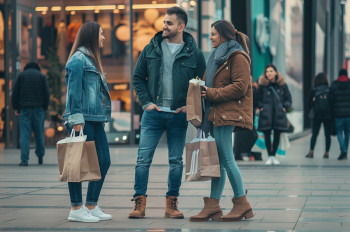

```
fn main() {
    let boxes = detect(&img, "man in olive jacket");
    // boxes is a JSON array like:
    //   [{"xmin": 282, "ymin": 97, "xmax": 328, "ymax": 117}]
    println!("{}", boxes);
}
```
[{"xmin": 130, "ymin": 7, "xmax": 206, "ymax": 219}]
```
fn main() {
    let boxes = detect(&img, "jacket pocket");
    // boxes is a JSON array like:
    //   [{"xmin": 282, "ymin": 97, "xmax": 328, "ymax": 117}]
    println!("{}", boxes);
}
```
[{"xmin": 220, "ymin": 111, "xmax": 244, "ymax": 123}]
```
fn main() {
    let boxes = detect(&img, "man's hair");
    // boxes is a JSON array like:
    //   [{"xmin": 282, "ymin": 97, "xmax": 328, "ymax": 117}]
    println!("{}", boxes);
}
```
[
  {"xmin": 166, "ymin": 7, "xmax": 187, "ymax": 26},
  {"xmin": 339, "ymin": 68, "xmax": 348, "ymax": 77},
  {"xmin": 24, "ymin": 62, "xmax": 41, "ymax": 71}
]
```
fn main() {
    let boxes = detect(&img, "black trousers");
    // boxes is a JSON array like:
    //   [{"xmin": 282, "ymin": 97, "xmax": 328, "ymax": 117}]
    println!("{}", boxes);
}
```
[
  {"xmin": 263, "ymin": 129, "xmax": 281, "ymax": 157},
  {"xmin": 310, "ymin": 117, "xmax": 332, "ymax": 152}
]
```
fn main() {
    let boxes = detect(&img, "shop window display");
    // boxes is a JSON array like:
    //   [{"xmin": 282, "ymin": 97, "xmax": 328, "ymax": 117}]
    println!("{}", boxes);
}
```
[{"xmin": 32, "ymin": 0, "xmax": 197, "ymax": 145}]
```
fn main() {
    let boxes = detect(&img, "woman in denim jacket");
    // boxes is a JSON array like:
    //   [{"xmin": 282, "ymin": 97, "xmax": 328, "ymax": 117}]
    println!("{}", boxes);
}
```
[{"xmin": 62, "ymin": 21, "xmax": 112, "ymax": 223}]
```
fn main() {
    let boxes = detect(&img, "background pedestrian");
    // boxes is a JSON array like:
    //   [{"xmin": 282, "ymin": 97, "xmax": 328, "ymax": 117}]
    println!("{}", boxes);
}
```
[
  {"xmin": 329, "ymin": 69, "xmax": 350, "ymax": 160},
  {"xmin": 257, "ymin": 64, "xmax": 292, "ymax": 165},
  {"xmin": 12, "ymin": 62, "xmax": 49, "ymax": 166},
  {"xmin": 305, "ymin": 73, "xmax": 332, "ymax": 159}
]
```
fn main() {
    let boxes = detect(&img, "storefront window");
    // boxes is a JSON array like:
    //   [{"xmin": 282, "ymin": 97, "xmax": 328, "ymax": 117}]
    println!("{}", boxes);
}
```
[
  {"xmin": 4, "ymin": 1, "xmax": 199, "ymax": 146},
  {"xmin": 285, "ymin": 0, "xmax": 303, "ymax": 131}
]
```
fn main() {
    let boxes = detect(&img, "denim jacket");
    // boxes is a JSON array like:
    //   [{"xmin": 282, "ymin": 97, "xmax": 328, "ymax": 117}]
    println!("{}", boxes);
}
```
[{"xmin": 63, "ymin": 47, "xmax": 111, "ymax": 127}]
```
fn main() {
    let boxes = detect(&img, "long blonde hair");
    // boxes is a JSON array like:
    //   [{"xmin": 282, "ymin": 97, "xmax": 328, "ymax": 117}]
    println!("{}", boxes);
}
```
[{"xmin": 67, "ymin": 21, "xmax": 104, "ymax": 73}]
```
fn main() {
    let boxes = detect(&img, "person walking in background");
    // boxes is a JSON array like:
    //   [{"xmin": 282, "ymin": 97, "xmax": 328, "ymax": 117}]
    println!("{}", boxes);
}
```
[
  {"xmin": 190, "ymin": 20, "xmax": 254, "ymax": 222},
  {"xmin": 329, "ymin": 69, "xmax": 350, "ymax": 160},
  {"xmin": 257, "ymin": 64, "xmax": 292, "ymax": 165},
  {"xmin": 12, "ymin": 62, "xmax": 49, "ymax": 166},
  {"xmin": 130, "ymin": 7, "xmax": 206, "ymax": 219},
  {"xmin": 305, "ymin": 73, "xmax": 332, "ymax": 159},
  {"xmin": 62, "ymin": 21, "xmax": 112, "ymax": 223}
]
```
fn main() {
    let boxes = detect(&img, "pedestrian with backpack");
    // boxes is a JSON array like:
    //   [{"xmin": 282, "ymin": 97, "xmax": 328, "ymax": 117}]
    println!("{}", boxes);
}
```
[{"xmin": 305, "ymin": 73, "xmax": 332, "ymax": 159}]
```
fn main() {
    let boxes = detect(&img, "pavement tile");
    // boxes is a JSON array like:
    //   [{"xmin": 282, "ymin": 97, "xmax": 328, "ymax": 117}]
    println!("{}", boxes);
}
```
[{"xmin": 1, "ymin": 133, "xmax": 350, "ymax": 231}]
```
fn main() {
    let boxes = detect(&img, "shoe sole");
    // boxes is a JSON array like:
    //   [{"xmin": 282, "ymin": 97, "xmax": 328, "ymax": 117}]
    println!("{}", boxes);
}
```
[
  {"xmin": 164, "ymin": 214, "xmax": 184, "ymax": 219},
  {"xmin": 68, "ymin": 217, "xmax": 100, "ymax": 222},
  {"xmin": 96, "ymin": 217, "xmax": 112, "ymax": 221},
  {"xmin": 220, "ymin": 209, "xmax": 254, "ymax": 222}
]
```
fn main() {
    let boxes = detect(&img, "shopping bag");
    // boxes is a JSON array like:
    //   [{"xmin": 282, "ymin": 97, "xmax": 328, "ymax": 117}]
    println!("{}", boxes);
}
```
[
  {"xmin": 185, "ymin": 129, "xmax": 220, "ymax": 181},
  {"xmin": 186, "ymin": 78, "xmax": 205, "ymax": 127},
  {"xmin": 279, "ymin": 133, "xmax": 291, "ymax": 151},
  {"xmin": 57, "ymin": 129, "xmax": 101, "ymax": 182}
]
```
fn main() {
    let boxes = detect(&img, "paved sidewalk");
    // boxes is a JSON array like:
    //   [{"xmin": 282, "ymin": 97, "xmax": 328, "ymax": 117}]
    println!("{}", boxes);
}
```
[{"xmin": 0, "ymin": 132, "xmax": 349, "ymax": 231}]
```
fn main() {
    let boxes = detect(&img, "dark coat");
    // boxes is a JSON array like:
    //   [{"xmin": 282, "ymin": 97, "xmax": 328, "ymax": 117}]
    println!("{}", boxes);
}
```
[
  {"xmin": 329, "ymin": 77, "xmax": 350, "ymax": 118},
  {"xmin": 206, "ymin": 51, "xmax": 253, "ymax": 131},
  {"xmin": 12, "ymin": 68, "xmax": 50, "ymax": 111},
  {"xmin": 257, "ymin": 73, "xmax": 292, "ymax": 131},
  {"xmin": 132, "ymin": 31, "xmax": 206, "ymax": 110}
]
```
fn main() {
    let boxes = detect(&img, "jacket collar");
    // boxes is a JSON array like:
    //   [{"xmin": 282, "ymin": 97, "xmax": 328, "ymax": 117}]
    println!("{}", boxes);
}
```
[
  {"xmin": 258, "ymin": 72, "xmax": 285, "ymax": 86},
  {"xmin": 151, "ymin": 31, "xmax": 198, "ymax": 53},
  {"xmin": 337, "ymin": 75, "xmax": 350, "ymax": 82},
  {"xmin": 77, "ymin": 46, "xmax": 91, "ymax": 57}
]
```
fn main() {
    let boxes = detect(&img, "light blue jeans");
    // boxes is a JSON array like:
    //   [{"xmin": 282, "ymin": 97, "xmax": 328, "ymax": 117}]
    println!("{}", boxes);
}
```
[
  {"xmin": 210, "ymin": 125, "xmax": 245, "ymax": 199},
  {"xmin": 133, "ymin": 109, "xmax": 188, "ymax": 198}
]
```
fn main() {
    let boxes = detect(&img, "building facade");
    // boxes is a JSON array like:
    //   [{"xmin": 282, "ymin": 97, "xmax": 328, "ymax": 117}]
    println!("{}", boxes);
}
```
[{"xmin": 0, "ymin": 0, "xmax": 348, "ymax": 148}]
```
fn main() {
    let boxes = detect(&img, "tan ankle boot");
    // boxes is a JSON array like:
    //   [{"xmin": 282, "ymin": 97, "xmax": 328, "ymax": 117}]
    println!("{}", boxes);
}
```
[
  {"xmin": 165, "ymin": 196, "xmax": 184, "ymax": 219},
  {"xmin": 220, "ymin": 195, "xmax": 254, "ymax": 222},
  {"xmin": 128, "ymin": 195, "xmax": 146, "ymax": 218},
  {"xmin": 190, "ymin": 197, "xmax": 223, "ymax": 222}
]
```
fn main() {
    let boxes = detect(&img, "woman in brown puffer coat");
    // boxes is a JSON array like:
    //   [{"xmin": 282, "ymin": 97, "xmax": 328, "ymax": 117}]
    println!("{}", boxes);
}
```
[{"xmin": 190, "ymin": 20, "xmax": 254, "ymax": 222}]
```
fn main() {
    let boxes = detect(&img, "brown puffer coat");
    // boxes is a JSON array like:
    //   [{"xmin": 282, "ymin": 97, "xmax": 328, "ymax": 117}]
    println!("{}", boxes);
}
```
[{"xmin": 206, "ymin": 50, "xmax": 253, "ymax": 131}]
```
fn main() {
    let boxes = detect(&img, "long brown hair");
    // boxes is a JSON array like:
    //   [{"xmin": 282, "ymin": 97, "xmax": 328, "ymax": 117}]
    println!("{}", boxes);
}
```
[
  {"xmin": 67, "ymin": 21, "xmax": 103, "ymax": 73},
  {"xmin": 313, "ymin": 72, "xmax": 329, "ymax": 87},
  {"xmin": 211, "ymin": 20, "xmax": 250, "ymax": 55}
]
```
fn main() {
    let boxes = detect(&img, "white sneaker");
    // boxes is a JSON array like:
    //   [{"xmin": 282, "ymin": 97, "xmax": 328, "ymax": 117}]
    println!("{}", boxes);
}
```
[
  {"xmin": 68, "ymin": 207, "xmax": 100, "ymax": 222},
  {"xmin": 272, "ymin": 157, "xmax": 280, "ymax": 165},
  {"xmin": 85, "ymin": 206, "xmax": 112, "ymax": 220},
  {"xmin": 265, "ymin": 157, "xmax": 273, "ymax": 165}
]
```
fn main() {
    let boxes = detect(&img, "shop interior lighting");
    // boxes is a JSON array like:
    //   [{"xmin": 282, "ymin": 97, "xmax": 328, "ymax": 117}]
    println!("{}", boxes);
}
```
[
  {"xmin": 71, "ymin": 11, "xmax": 76, "ymax": 15},
  {"xmin": 42, "ymin": 11, "xmax": 47, "ymax": 15},
  {"xmin": 35, "ymin": 7, "xmax": 48, "ymax": 12},
  {"xmin": 189, "ymin": 0, "xmax": 197, "ymax": 6},
  {"xmin": 117, "ymin": 5, "xmax": 126, "ymax": 10},
  {"xmin": 132, "ymin": 3, "xmax": 178, "ymax": 9},
  {"xmin": 65, "ymin": 5, "xmax": 116, "ymax": 11},
  {"xmin": 113, "ymin": 9, "xmax": 120, "ymax": 14},
  {"xmin": 51, "ymin": 6, "xmax": 62, "ymax": 11},
  {"xmin": 38, "ymin": 3, "xmax": 179, "ymax": 13}
]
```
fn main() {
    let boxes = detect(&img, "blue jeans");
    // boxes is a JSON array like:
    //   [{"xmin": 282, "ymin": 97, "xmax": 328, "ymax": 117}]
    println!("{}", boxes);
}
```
[
  {"xmin": 134, "ymin": 110, "xmax": 188, "ymax": 198},
  {"xmin": 335, "ymin": 117, "xmax": 350, "ymax": 153},
  {"xmin": 66, "ymin": 121, "xmax": 111, "ymax": 206},
  {"xmin": 210, "ymin": 125, "xmax": 245, "ymax": 199},
  {"xmin": 19, "ymin": 108, "xmax": 45, "ymax": 162}
]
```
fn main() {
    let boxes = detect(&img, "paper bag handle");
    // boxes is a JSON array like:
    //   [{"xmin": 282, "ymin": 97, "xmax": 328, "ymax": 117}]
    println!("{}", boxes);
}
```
[{"xmin": 70, "ymin": 128, "xmax": 84, "ymax": 138}]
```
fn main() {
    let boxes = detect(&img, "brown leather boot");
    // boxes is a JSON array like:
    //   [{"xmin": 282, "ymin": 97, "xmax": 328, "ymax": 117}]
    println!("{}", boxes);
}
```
[
  {"xmin": 189, "ymin": 197, "xmax": 223, "ymax": 222},
  {"xmin": 128, "ymin": 195, "xmax": 146, "ymax": 218},
  {"xmin": 165, "ymin": 196, "xmax": 184, "ymax": 219},
  {"xmin": 220, "ymin": 195, "xmax": 254, "ymax": 222}
]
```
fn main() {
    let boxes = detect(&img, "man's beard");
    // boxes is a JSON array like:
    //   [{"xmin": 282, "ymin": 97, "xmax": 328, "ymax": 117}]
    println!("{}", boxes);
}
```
[{"xmin": 162, "ymin": 29, "xmax": 178, "ymax": 39}]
